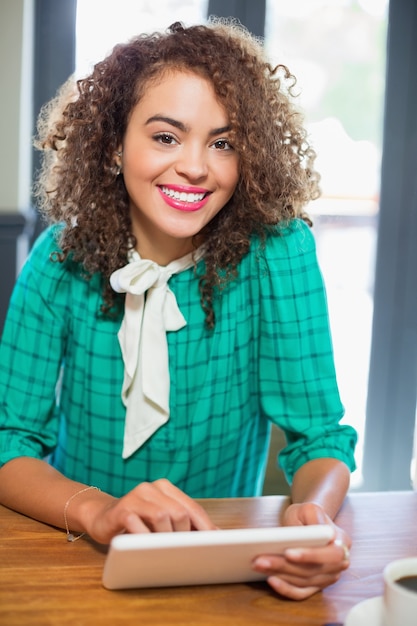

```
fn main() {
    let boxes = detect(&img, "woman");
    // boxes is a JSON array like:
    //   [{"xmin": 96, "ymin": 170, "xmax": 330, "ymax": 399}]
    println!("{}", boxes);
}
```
[{"xmin": 0, "ymin": 20, "xmax": 357, "ymax": 599}]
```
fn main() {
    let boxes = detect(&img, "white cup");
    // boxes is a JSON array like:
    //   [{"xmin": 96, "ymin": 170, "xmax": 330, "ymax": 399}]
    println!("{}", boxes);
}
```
[{"xmin": 383, "ymin": 557, "xmax": 417, "ymax": 626}]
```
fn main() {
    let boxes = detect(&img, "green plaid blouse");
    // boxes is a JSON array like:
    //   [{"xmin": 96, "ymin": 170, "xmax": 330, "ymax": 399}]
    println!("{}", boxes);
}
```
[{"xmin": 0, "ymin": 219, "xmax": 357, "ymax": 497}]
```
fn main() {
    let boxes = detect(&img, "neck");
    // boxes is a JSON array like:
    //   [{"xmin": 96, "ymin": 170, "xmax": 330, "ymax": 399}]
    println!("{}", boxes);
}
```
[{"xmin": 134, "ymin": 235, "xmax": 198, "ymax": 266}]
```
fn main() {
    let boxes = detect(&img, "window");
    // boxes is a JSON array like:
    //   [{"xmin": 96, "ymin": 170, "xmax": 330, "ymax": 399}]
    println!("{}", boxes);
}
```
[
  {"xmin": 264, "ymin": 0, "xmax": 389, "ymax": 486},
  {"xmin": 76, "ymin": 0, "xmax": 208, "ymax": 78}
]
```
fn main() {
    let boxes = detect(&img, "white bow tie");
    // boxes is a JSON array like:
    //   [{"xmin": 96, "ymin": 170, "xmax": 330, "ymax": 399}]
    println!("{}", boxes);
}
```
[{"xmin": 110, "ymin": 249, "xmax": 202, "ymax": 459}]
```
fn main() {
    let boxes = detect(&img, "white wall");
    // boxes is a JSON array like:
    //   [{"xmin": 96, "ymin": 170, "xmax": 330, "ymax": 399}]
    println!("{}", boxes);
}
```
[{"xmin": 0, "ymin": 0, "xmax": 33, "ymax": 214}]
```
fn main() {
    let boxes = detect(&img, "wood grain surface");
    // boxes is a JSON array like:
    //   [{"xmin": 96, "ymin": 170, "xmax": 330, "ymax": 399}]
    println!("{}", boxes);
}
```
[{"xmin": 1, "ymin": 491, "xmax": 416, "ymax": 625}]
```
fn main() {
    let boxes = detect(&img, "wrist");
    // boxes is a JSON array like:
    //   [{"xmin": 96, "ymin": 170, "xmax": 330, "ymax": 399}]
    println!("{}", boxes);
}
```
[{"xmin": 64, "ymin": 486, "xmax": 115, "ymax": 541}]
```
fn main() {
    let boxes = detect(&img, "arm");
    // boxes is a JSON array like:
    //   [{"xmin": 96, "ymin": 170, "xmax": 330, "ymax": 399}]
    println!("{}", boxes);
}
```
[
  {"xmin": 289, "ymin": 456, "xmax": 351, "ymax": 519},
  {"xmin": 0, "ymin": 229, "xmax": 214, "ymax": 542},
  {"xmin": 254, "ymin": 223, "xmax": 356, "ymax": 599},
  {"xmin": 252, "ymin": 458, "xmax": 352, "ymax": 600},
  {"xmin": 0, "ymin": 457, "xmax": 215, "ymax": 543}
]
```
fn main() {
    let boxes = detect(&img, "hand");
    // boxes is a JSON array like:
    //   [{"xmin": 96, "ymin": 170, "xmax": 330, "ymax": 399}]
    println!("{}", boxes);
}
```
[
  {"xmin": 252, "ymin": 502, "xmax": 351, "ymax": 600},
  {"xmin": 84, "ymin": 479, "xmax": 217, "ymax": 544}
]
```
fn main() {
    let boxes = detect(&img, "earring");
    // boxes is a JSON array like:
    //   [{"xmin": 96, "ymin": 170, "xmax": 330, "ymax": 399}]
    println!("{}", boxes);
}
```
[{"xmin": 114, "ymin": 151, "xmax": 123, "ymax": 176}]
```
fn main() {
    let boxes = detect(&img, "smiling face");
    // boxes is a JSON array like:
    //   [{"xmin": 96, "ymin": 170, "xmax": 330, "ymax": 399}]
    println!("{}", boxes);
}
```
[{"xmin": 119, "ymin": 70, "xmax": 240, "ymax": 265}]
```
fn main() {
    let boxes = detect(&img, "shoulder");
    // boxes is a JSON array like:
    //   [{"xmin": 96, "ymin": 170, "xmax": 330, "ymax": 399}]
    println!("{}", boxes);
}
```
[
  {"xmin": 264, "ymin": 219, "xmax": 316, "ymax": 258},
  {"xmin": 29, "ymin": 223, "xmax": 64, "ymax": 261},
  {"xmin": 247, "ymin": 218, "xmax": 318, "ymax": 274},
  {"xmin": 16, "ymin": 224, "xmax": 79, "ymax": 302}
]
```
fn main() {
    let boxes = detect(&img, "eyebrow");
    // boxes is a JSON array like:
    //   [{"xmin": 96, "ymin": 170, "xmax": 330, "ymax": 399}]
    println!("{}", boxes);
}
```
[{"xmin": 145, "ymin": 115, "xmax": 231, "ymax": 136}]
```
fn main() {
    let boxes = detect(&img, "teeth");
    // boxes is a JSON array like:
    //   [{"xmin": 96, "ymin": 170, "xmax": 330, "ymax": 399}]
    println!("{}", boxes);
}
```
[{"xmin": 161, "ymin": 186, "xmax": 205, "ymax": 203}]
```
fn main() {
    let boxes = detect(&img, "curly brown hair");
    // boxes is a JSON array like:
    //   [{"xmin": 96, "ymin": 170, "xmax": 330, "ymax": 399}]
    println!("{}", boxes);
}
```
[{"xmin": 34, "ymin": 19, "xmax": 320, "ymax": 328}]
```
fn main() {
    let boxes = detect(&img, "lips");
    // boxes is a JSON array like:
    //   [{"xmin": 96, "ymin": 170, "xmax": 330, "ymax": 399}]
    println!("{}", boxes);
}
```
[{"xmin": 158, "ymin": 185, "xmax": 211, "ymax": 212}]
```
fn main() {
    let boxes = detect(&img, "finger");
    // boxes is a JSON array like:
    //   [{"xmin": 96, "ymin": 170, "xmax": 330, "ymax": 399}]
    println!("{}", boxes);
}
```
[
  {"xmin": 90, "ymin": 507, "xmax": 152, "ymax": 543},
  {"xmin": 125, "ymin": 480, "xmax": 216, "ymax": 532},
  {"xmin": 269, "ymin": 571, "xmax": 340, "ymax": 595},
  {"xmin": 120, "ymin": 511, "xmax": 152, "ymax": 534},
  {"xmin": 154, "ymin": 479, "xmax": 217, "ymax": 530},
  {"xmin": 94, "ymin": 480, "xmax": 217, "ymax": 542},
  {"xmin": 106, "ymin": 497, "xmax": 190, "ymax": 534},
  {"xmin": 284, "ymin": 543, "xmax": 350, "ymax": 569},
  {"xmin": 266, "ymin": 575, "xmax": 321, "ymax": 601},
  {"xmin": 253, "ymin": 549, "xmax": 346, "ymax": 579},
  {"xmin": 253, "ymin": 554, "xmax": 287, "ymax": 573},
  {"xmin": 334, "ymin": 539, "xmax": 351, "ymax": 565},
  {"xmin": 127, "ymin": 485, "xmax": 192, "ymax": 532},
  {"xmin": 278, "ymin": 568, "xmax": 341, "ymax": 588},
  {"xmin": 97, "ymin": 489, "xmax": 189, "ymax": 537},
  {"xmin": 128, "ymin": 500, "xmax": 180, "ymax": 533},
  {"xmin": 253, "ymin": 554, "xmax": 324, "ymax": 581}
]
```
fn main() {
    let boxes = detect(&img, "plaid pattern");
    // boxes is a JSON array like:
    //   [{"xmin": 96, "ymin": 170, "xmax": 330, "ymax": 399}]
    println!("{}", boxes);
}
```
[{"xmin": 0, "ymin": 220, "xmax": 357, "ymax": 497}]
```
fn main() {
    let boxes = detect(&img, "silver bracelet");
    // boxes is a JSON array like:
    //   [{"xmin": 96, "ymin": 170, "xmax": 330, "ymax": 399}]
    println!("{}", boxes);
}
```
[{"xmin": 63, "ymin": 486, "xmax": 100, "ymax": 542}]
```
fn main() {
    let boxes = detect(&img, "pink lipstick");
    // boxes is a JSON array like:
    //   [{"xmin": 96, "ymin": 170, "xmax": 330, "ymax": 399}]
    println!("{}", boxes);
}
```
[{"xmin": 158, "ymin": 185, "xmax": 211, "ymax": 212}]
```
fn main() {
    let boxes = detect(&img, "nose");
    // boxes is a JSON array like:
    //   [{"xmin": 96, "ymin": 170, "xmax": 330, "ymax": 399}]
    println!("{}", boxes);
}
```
[{"xmin": 174, "ymin": 142, "xmax": 208, "ymax": 181}]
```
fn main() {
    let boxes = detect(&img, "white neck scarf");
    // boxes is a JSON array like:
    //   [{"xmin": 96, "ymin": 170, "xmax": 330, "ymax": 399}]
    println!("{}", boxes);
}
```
[{"xmin": 110, "ymin": 248, "xmax": 203, "ymax": 459}]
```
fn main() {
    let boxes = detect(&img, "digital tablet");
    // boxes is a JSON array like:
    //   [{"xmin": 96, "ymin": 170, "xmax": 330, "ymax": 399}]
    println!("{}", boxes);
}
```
[{"xmin": 102, "ymin": 524, "xmax": 333, "ymax": 590}]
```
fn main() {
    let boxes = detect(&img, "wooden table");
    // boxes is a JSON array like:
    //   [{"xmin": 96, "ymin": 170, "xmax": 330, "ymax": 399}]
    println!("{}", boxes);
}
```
[{"xmin": 1, "ymin": 491, "xmax": 416, "ymax": 625}]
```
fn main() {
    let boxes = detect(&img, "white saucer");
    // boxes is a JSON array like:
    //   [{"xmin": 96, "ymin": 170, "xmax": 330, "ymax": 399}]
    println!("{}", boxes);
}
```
[{"xmin": 345, "ymin": 596, "xmax": 385, "ymax": 626}]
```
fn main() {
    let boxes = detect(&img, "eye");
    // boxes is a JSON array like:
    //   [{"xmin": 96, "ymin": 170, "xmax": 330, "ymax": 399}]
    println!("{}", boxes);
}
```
[
  {"xmin": 153, "ymin": 133, "xmax": 178, "ymax": 145},
  {"xmin": 212, "ymin": 138, "xmax": 234, "ymax": 151}
]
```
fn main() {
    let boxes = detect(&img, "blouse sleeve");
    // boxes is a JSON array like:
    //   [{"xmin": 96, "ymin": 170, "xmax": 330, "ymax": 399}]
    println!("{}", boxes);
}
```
[
  {"xmin": 257, "ymin": 220, "xmax": 357, "ymax": 483},
  {"xmin": 0, "ymin": 225, "xmax": 70, "ymax": 467}
]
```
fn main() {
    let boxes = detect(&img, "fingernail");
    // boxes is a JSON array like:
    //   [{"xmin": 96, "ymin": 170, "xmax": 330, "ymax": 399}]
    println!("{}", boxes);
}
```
[
  {"xmin": 254, "ymin": 557, "xmax": 272, "ymax": 568},
  {"xmin": 285, "ymin": 548, "xmax": 302, "ymax": 558}
]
